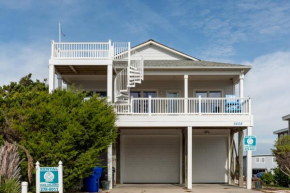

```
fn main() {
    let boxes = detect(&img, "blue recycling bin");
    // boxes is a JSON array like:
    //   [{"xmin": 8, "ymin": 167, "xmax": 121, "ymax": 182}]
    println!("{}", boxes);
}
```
[{"xmin": 83, "ymin": 166, "xmax": 103, "ymax": 192}]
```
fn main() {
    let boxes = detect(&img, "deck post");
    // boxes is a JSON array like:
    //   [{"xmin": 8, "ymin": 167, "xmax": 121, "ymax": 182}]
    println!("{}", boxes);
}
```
[
  {"xmin": 247, "ymin": 127, "xmax": 252, "ymax": 189},
  {"xmin": 238, "ymin": 129, "xmax": 244, "ymax": 187},
  {"xmin": 239, "ymin": 73, "xmax": 244, "ymax": 98},
  {"xmin": 184, "ymin": 75, "xmax": 188, "ymax": 114},
  {"xmin": 107, "ymin": 63, "xmax": 113, "ymax": 189},
  {"xmin": 187, "ymin": 126, "xmax": 192, "ymax": 189},
  {"xmin": 57, "ymin": 74, "xmax": 62, "ymax": 89},
  {"xmin": 49, "ymin": 65, "xmax": 55, "ymax": 93}
]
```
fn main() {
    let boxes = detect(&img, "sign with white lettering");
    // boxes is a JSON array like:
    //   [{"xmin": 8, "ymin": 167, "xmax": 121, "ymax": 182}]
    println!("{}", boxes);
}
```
[{"xmin": 244, "ymin": 135, "xmax": 256, "ymax": 151}]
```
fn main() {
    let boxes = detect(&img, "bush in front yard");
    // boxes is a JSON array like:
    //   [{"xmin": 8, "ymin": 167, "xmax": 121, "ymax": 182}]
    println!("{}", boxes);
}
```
[
  {"xmin": 274, "ymin": 169, "xmax": 290, "ymax": 187},
  {"xmin": 261, "ymin": 172, "xmax": 274, "ymax": 185}
]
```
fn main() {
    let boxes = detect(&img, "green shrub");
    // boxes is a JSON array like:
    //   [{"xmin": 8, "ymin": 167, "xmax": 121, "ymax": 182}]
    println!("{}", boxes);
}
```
[
  {"xmin": 273, "ymin": 168, "xmax": 290, "ymax": 187},
  {"xmin": 261, "ymin": 172, "xmax": 274, "ymax": 185},
  {"xmin": 0, "ymin": 178, "xmax": 21, "ymax": 193}
]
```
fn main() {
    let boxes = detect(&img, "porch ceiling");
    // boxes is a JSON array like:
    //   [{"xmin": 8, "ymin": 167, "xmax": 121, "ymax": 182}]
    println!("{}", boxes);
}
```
[{"xmin": 55, "ymin": 65, "xmax": 108, "ymax": 75}]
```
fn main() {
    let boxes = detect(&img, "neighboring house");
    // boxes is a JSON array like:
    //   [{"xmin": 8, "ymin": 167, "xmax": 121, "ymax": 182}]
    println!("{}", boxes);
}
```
[
  {"xmin": 48, "ymin": 39, "xmax": 253, "ymax": 189},
  {"xmin": 273, "ymin": 114, "xmax": 290, "ymax": 138},
  {"xmin": 243, "ymin": 155, "xmax": 277, "ymax": 177}
]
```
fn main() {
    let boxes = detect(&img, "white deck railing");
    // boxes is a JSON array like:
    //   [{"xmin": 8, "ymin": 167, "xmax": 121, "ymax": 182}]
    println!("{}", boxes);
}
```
[
  {"xmin": 115, "ymin": 97, "xmax": 251, "ymax": 115},
  {"xmin": 51, "ymin": 41, "xmax": 112, "ymax": 59}
]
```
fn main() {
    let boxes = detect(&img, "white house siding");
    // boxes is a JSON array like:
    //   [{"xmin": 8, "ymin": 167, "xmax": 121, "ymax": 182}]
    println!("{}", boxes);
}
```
[
  {"xmin": 134, "ymin": 44, "xmax": 188, "ymax": 60},
  {"xmin": 132, "ymin": 80, "xmax": 234, "ymax": 97},
  {"xmin": 69, "ymin": 78, "xmax": 233, "ymax": 98},
  {"xmin": 243, "ymin": 155, "xmax": 277, "ymax": 176}
]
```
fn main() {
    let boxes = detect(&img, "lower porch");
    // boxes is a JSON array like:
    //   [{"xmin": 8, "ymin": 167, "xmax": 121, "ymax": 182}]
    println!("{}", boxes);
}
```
[{"xmin": 107, "ymin": 127, "xmax": 253, "ymax": 190}]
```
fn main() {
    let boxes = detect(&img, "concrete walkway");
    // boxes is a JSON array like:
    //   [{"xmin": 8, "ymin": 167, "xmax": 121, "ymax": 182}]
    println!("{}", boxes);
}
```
[{"xmin": 108, "ymin": 184, "xmax": 258, "ymax": 193}]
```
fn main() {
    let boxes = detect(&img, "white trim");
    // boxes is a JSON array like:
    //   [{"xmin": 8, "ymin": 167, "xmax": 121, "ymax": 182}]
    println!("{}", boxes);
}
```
[{"xmin": 131, "ymin": 40, "xmax": 199, "ymax": 61}]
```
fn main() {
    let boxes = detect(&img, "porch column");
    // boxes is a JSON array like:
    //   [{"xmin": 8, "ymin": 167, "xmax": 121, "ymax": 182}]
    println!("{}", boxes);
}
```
[
  {"xmin": 57, "ymin": 74, "xmax": 62, "ymax": 89},
  {"xmin": 184, "ymin": 75, "xmax": 188, "ymax": 113},
  {"xmin": 239, "ymin": 73, "xmax": 244, "ymax": 98},
  {"xmin": 229, "ymin": 131, "xmax": 234, "ymax": 185},
  {"xmin": 238, "ymin": 129, "xmax": 244, "ymax": 187},
  {"xmin": 247, "ymin": 127, "xmax": 253, "ymax": 189},
  {"xmin": 49, "ymin": 65, "xmax": 55, "ymax": 93},
  {"xmin": 187, "ymin": 126, "xmax": 192, "ymax": 189},
  {"xmin": 107, "ymin": 63, "xmax": 113, "ymax": 189}
]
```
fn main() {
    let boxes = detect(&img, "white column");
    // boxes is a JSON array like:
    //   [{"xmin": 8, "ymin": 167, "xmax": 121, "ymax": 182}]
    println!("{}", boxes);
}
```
[
  {"xmin": 107, "ymin": 63, "xmax": 113, "ymax": 189},
  {"xmin": 184, "ymin": 75, "xmax": 188, "ymax": 114},
  {"xmin": 187, "ymin": 126, "xmax": 192, "ymax": 189},
  {"xmin": 49, "ymin": 65, "xmax": 55, "ymax": 93},
  {"xmin": 58, "ymin": 161, "xmax": 63, "ymax": 193},
  {"xmin": 57, "ymin": 74, "xmax": 62, "ymax": 89},
  {"xmin": 107, "ymin": 64, "xmax": 113, "ymax": 102},
  {"xmin": 21, "ymin": 182, "xmax": 28, "ymax": 193},
  {"xmin": 239, "ymin": 73, "xmax": 244, "ymax": 98},
  {"xmin": 247, "ymin": 127, "xmax": 252, "ymax": 189},
  {"xmin": 238, "ymin": 130, "xmax": 244, "ymax": 187},
  {"xmin": 36, "ymin": 161, "xmax": 40, "ymax": 193}
]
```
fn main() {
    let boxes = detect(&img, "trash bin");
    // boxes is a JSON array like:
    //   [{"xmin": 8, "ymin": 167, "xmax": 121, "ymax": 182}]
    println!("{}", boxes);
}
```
[
  {"xmin": 83, "ymin": 166, "xmax": 103, "ymax": 192},
  {"xmin": 255, "ymin": 181, "xmax": 262, "ymax": 190},
  {"xmin": 100, "ymin": 167, "xmax": 115, "ymax": 189}
]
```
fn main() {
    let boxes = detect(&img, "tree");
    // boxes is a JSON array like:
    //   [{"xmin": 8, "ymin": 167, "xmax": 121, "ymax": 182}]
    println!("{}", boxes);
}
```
[
  {"xmin": 0, "ymin": 74, "xmax": 118, "ymax": 191},
  {"xmin": 272, "ymin": 135, "xmax": 290, "ymax": 178}
]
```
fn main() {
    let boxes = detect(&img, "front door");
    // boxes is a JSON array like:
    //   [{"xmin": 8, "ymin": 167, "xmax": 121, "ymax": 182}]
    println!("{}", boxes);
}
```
[{"xmin": 167, "ymin": 91, "xmax": 179, "ymax": 113}]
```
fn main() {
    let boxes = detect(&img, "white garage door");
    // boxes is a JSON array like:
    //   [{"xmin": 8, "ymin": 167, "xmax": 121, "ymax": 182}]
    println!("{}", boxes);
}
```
[
  {"xmin": 192, "ymin": 136, "xmax": 228, "ymax": 183},
  {"xmin": 122, "ymin": 135, "xmax": 180, "ymax": 183}
]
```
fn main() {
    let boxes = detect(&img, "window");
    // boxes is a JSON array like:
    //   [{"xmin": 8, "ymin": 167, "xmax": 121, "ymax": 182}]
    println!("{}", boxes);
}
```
[
  {"xmin": 195, "ymin": 90, "xmax": 222, "ymax": 113},
  {"xmin": 272, "ymin": 157, "xmax": 276, "ymax": 163},
  {"xmin": 255, "ymin": 157, "xmax": 260, "ymax": 163},
  {"xmin": 130, "ymin": 91, "xmax": 157, "ymax": 113},
  {"xmin": 95, "ymin": 91, "xmax": 107, "ymax": 97},
  {"xmin": 261, "ymin": 157, "xmax": 265, "ymax": 163},
  {"xmin": 167, "ymin": 91, "xmax": 180, "ymax": 113}
]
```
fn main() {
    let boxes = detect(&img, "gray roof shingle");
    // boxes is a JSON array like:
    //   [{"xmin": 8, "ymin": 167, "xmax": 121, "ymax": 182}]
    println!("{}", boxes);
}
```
[{"xmin": 143, "ymin": 60, "xmax": 250, "ymax": 68}]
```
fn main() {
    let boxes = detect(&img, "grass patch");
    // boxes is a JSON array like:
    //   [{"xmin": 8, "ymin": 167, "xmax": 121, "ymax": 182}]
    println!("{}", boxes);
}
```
[{"xmin": 263, "ymin": 184, "xmax": 290, "ymax": 190}]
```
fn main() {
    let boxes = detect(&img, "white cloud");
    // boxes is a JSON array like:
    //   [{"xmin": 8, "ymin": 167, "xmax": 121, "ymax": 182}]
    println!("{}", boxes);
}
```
[
  {"xmin": 243, "ymin": 51, "xmax": 290, "ymax": 154},
  {"xmin": 0, "ymin": 42, "xmax": 49, "ymax": 85}
]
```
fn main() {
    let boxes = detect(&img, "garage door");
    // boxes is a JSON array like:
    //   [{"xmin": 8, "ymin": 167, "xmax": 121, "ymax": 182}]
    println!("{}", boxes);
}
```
[
  {"xmin": 192, "ymin": 136, "xmax": 228, "ymax": 183},
  {"xmin": 122, "ymin": 135, "xmax": 180, "ymax": 183}
]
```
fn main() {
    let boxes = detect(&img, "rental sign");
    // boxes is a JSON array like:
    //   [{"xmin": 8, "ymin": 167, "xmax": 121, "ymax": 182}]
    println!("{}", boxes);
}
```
[
  {"xmin": 244, "ymin": 135, "xmax": 257, "ymax": 151},
  {"xmin": 36, "ymin": 161, "xmax": 63, "ymax": 193}
]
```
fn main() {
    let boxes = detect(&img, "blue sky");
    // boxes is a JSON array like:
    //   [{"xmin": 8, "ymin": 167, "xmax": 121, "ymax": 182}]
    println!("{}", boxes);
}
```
[{"xmin": 0, "ymin": 0, "xmax": 290, "ymax": 154}]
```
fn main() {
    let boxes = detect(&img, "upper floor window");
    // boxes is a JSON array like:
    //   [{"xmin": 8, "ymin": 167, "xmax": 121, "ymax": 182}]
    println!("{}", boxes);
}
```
[
  {"xmin": 272, "ymin": 157, "xmax": 276, "ymax": 163},
  {"xmin": 255, "ymin": 157, "xmax": 260, "ymax": 163},
  {"xmin": 261, "ymin": 157, "xmax": 265, "ymax": 163}
]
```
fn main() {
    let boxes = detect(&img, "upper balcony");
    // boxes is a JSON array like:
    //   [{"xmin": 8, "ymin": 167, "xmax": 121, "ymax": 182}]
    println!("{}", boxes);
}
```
[
  {"xmin": 49, "ymin": 40, "xmax": 130, "ymax": 65},
  {"xmin": 115, "ymin": 96, "xmax": 251, "ymax": 116}
]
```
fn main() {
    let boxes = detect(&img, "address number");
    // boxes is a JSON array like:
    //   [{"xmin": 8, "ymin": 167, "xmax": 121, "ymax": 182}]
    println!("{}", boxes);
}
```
[{"xmin": 234, "ymin": 122, "xmax": 243, "ymax": 126}]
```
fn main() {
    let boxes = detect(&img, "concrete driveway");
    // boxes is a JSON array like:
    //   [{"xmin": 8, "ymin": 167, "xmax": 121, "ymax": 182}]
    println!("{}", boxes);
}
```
[{"xmin": 108, "ymin": 184, "xmax": 258, "ymax": 193}]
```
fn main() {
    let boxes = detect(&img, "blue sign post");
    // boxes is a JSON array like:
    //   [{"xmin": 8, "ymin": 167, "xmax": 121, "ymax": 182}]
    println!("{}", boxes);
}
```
[
  {"xmin": 36, "ymin": 161, "xmax": 63, "ymax": 193},
  {"xmin": 244, "ymin": 135, "xmax": 256, "ymax": 151}
]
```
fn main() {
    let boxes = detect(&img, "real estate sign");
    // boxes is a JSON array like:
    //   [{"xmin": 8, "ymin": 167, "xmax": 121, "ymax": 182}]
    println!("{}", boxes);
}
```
[
  {"xmin": 40, "ymin": 167, "xmax": 59, "ymax": 192},
  {"xmin": 244, "ymin": 135, "xmax": 256, "ymax": 151},
  {"xmin": 36, "ymin": 161, "xmax": 63, "ymax": 193}
]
